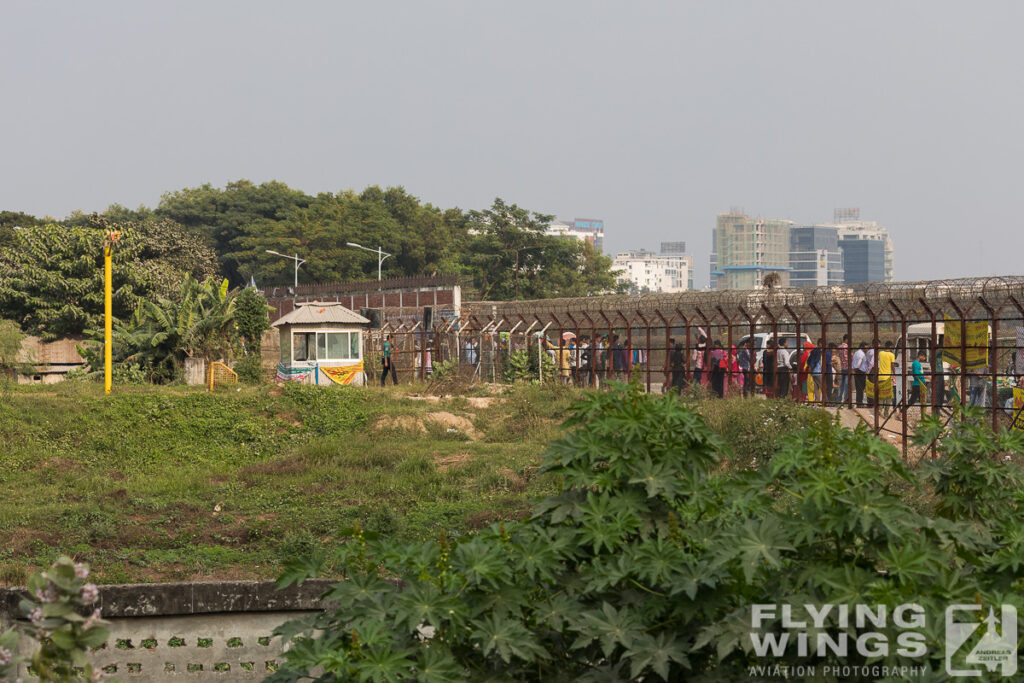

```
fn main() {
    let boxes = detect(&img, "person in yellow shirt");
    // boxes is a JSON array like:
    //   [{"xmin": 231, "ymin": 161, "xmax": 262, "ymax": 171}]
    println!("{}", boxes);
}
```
[
  {"xmin": 877, "ymin": 341, "xmax": 896, "ymax": 407},
  {"xmin": 557, "ymin": 338, "xmax": 571, "ymax": 385},
  {"xmin": 544, "ymin": 335, "xmax": 572, "ymax": 385}
]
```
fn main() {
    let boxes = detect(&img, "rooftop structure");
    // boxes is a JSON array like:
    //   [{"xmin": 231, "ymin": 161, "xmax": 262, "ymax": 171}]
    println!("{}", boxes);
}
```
[
  {"xmin": 612, "ymin": 249, "xmax": 692, "ymax": 294},
  {"xmin": 547, "ymin": 218, "xmax": 604, "ymax": 252}
]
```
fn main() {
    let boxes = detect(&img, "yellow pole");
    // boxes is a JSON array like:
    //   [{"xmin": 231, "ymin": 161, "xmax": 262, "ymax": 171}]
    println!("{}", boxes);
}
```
[{"xmin": 104, "ymin": 242, "xmax": 112, "ymax": 395}]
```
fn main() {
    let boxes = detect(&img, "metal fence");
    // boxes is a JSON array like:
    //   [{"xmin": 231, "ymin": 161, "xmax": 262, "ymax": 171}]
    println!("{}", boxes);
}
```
[{"xmin": 361, "ymin": 276, "xmax": 1024, "ymax": 456}]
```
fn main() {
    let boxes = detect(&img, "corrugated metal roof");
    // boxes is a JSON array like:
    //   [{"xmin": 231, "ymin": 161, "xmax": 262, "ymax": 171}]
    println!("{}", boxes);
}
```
[{"xmin": 271, "ymin": 302, "xmax": 371, "ymax": 327}]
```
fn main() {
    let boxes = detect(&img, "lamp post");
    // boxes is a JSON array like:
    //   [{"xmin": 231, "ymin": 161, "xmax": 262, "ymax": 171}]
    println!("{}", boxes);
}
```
[
  {"xmin": 346, "ymin": 242, "xmax": 392, "ymax": 282},
  {"xmin": 265, "ymin": 250, "xmax": 306, "ymax": 287}
]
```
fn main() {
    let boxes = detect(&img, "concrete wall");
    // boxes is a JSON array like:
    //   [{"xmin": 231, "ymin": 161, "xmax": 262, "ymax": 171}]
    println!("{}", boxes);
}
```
[
  {"xmin": 15, "ymin": 336, "xmax": 87, "ymax": 384},
  {"xmin": 184, "ymin": 357, "xmax": 207, "ymax": 386},
  {"xmin": 1, "ymin": 579, "xmax": 332, "ymax": 681}
]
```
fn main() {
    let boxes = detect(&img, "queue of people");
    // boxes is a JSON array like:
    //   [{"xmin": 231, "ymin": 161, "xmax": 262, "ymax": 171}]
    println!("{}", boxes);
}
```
[
  {"xmin": 661, "ymin": 334, "xmax": 964, "ymax": 413},
  {"xmin": 382, "ymin": 331, "xmax": 1022, "ymax": 418}
]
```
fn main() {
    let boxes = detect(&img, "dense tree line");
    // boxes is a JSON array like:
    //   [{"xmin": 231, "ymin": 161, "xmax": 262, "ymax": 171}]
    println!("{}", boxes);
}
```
[{"xmin": 1, "ymin": 181, "xmax": 621, "ymax": 339}]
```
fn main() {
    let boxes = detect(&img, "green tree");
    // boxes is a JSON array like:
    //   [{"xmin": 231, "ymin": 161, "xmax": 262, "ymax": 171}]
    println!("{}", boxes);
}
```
[
  {"xmin": 0, "ymin": 218, "xmax": 217, "ymax": 340},
  {"xmin": 227, "ymin": 186, "xmax": 470, "ymax": 287},
  {"xmin": 80, "ymin": 275, "xmax": 238, "ymax": 383},
  {"xmin": 0, "ymin": 319, "xmax": 24, "ymax": 370},
  {"xmin": 234, "ymin": 286, "xmax": 272, "ymax": 354},
  {"xmin": 0, "ymin": 210, "xmax": 44, "ymax": 248},
  {"xmin": 466, "ymin": 198, "xmax": 622, "ymax": 300},
  {"xmin": 156, "ymin": 180, "xmax": 313, "ymax": 284}
]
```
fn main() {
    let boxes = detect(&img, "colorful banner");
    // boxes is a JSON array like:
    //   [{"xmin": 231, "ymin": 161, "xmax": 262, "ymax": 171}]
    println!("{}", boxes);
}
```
[
  {"xmin": 276, "ymin": 363, "xmax": 311, "ymax": 383},
  {"xmin": 1013, "ymin": 388, "xmax": 1024, "ymax": 432},
  {"xmin": 943, "ymin": 316, "xmax": 988, "ymax": 370},
  {"xmin": 321, "ymin": 362, "xmax": 365, "ymax": 385}
]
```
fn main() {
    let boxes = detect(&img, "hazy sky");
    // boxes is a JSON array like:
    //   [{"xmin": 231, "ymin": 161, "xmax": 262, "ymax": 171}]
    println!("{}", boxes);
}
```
[{"xmin": 3, "ymin": 2, "xmax": 1022, "ymax": 286}]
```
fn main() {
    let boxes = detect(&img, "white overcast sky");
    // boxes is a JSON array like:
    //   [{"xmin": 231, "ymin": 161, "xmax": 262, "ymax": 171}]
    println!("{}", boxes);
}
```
[{"xmin": 2, "ymin": 1, "xmax": 1022, "ymax": 286}]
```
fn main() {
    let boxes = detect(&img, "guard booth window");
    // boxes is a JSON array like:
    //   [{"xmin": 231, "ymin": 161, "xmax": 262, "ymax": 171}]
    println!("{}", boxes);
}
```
[
  {"xmin": 292, "ymin": 331, "xmax": 361, "ymax": 362},
  {"xmin": 293, "ymin": 333, "xmax": 316, "ymax": 362}
]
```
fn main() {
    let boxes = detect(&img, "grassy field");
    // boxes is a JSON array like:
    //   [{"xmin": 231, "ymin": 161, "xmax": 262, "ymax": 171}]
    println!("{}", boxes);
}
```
[
  {"xmin": 0, "ymin": 378, "xmax": 826, "ymax": 585},
  {"xmin": 0, "ymin": 379, "xmax": 588, "ymax": 584}
]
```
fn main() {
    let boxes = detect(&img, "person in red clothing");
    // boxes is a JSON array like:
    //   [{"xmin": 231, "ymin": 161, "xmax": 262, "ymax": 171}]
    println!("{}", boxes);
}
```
[{"xmin": 798, "ymin": 341, "xmax": 814, "ymax": 401}]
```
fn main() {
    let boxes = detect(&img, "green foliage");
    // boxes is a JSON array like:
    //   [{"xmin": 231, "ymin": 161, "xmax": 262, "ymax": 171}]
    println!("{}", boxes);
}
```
[
  {"xmin": 0, "ymin": 625, "xmax": 22, "ymax": 680},
  {"xmin": 280, "ymin": 383, "xmax": 373, "ymax": 435},
  {"xmin": 0, "ymin": 216, "xmax": 217, "ymax": 340},
  {"xmin": 0, "ymin": 210, "xmax": 44, "ymax": 249},
  {"xmin": 697, "ymin": 397, "xmax": 825, "ymax": 468},
  {"xmin": 157, "ymin": 182, "xmax": 470, "ymax": 287},
  {"xmin": 502, "ymin": 347, "xmax": 556, "ymax": 383},
  {"xmin": 18, "ymin": 557, "xmax": 110, "ymax": 682},
  {"xmin": 234, "ymin": 286, "xmax": 271, "ymax": 354},
  {"xmin": 4, "ymin": 185, "xmax": 621, "ymax": 303},
  {"xmin": 273, "ymin": 386, "xmax": 1024, "ymax": 681},
  {"xmin": 234, "ymin": 354, "xmax": 265, "ymax": 385},
  {"xmin": 152, "ymin": 181, "xmax": 618, "ymax": 297},
  {"xmin": 0, "ymin": 318, "xmax": 24, "ymax": 369},
  {"xmin": 79, "ymin": 274, "xmax": 238, "ymax": 383},
  {"xmin": 465, "ymin": 198, "xmax": 621, "ymax": 300}
]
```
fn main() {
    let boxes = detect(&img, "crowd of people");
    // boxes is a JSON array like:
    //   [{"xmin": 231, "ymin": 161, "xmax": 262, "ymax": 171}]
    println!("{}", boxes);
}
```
[
  {"xmin": 383, "ymin": 330, "xmax": 1024, "ymax": 419},
  {"xmin": 542, "ymin": 333, "xmax": 643, "ymax": 387},
  {"xmin": 661, "ymin": 334, "xmax": 928, "ymax": 406}
]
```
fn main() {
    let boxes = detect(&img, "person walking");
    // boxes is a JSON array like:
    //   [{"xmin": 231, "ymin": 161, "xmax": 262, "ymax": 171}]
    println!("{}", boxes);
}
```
[
  {"xmin": 568, "ymin": 337, "xmax": 578, "ymax": 385},
  {"xmin": 806, "ymin": 340, "xmax": 823, "ymax": 403},
  {"xmin": 837, "ymin": 335, "xmax": 851, "ymax": 403},
  {"xmin": 557, "ymin": 338, "xmax": 571, "ymax": 385},
  {"xmin": 670, "ymin": 341, "xmax": 686, "ymax": 395},
  {"xmin": 727, "ymin": 345, "xmax": 742, "ymax": 394},
  {"xmin": 825, "ymin": 342, "xmax": 839, "ymax": 403},
  {"xmin": 579, "ymin": 336, "xmax": 593, "ymax": 388},
  {"xmin": 692, "ymin": 336, "xmax": 707, "ymax": 385},
  {"xmin": 380, "ymin": 334, "xmax": 398, "ymax": 386},
  {"xmin": 908, "ymin": 348, "xmax": 928, "ymax": 413},
  {"xmin": 852, "ymin": 342, "xmax": 869, "ymax": 407},
  {"xmin": 611, "ymin": 335, "xmax": 628, "ymax": 382},
  {"xmin": 738, "ymin": 340, "xmax": 754, "ymax": 397},
  {"xmin": 595, "ymin": 335, "xmax": 607, "ymax": 389},
  {"xmin": 775, "ymin": 338, "xmax": 791, "ymax": 399},
  {"xmin": 878, "ymin": 341, "xmax": 896, "ymax": 409},
  {"xmin": 709, "ymin": 341, "xmax": 726, "ymax": 398},
  {"xmin": 799, "ymin": 341, "xmax": 815, "ymax": 402},
  {"xmin": 763, "ymin": 339, "xmax": 777, "ymax": 398}
]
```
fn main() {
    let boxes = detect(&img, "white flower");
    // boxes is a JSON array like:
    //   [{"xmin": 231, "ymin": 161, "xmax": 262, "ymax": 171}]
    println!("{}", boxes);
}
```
[
  {"xmin": 28, "ymin": 607, "xmax": 43, "ymax": 625},
  {"xmin": 74, "ymin": 563, "xmax": 89, "ymax": 579},
  {"xmin": 81, "ymin": 583, "xmax": 99, "ymax": 605},
  {"xmin": 0, "ymin": 647, "xmax": 12, "ymax": 665}
]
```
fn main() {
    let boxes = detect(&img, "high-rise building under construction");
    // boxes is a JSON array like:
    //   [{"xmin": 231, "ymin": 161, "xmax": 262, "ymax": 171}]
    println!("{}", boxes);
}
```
[{"xmin": 710, "ymin": 212, "xmax": 793, "ymax": 290}]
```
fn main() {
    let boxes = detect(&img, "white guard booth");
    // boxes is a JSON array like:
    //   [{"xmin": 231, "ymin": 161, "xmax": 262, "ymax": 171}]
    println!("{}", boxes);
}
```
[{"xmin": 272, "ymin": 302, "xmax": 371, "ymax": 386}]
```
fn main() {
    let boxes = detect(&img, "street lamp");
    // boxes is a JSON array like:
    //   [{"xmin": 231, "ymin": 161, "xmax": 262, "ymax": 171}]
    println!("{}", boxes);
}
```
[
  {"xmin": 346, "ymin": 242, "xmax": 392, "ymax": 281},
  {"xmin": 265, "ymin": 250, "xmax": 306, "ymax": 288}
]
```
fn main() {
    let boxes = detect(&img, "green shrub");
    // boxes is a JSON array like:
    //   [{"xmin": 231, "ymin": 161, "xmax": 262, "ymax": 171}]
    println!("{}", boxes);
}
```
[
  {"xmin": 280, "ymin": 383, "xmax": 372, "ymax": 435},
  {"xmin": 502, "ymin": 348, "xmax": 555, "ymax": 383},
  {"xmin": 234, "ymin": 354, "xmax": 265, "ymax": 385},
  {"xmin": 697, "ymin": 396, "xmax": 825, "ymax": 468},
  {"xmin": 270, "ymin": 386, "xmax": 1024, "ymax": 681}
]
